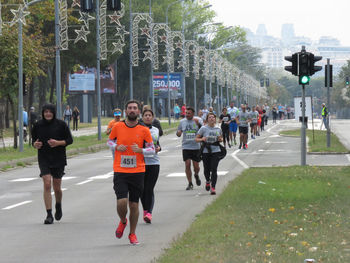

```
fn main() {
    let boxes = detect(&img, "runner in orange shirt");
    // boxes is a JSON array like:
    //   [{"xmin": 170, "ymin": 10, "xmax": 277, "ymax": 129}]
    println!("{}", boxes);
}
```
[
  {"xmin": 108, "ymin": 100, "xmax": 154, "ymax": 245},
  {"xmin": 106, "ymin": 108, "xmax": 122, "ymax": 159}
]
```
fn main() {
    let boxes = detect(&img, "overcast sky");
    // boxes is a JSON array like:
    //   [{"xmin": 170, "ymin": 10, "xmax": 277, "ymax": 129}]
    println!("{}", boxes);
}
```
[{"xmin": 208, "ymin": 0, "xmax": 350, "ymax": 46}]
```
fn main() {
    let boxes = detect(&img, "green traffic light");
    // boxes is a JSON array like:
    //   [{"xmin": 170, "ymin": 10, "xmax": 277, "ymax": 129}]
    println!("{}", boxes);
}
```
[{"xmin": 300, "ymin": 75, "xmax": 310, "ymax": 84}]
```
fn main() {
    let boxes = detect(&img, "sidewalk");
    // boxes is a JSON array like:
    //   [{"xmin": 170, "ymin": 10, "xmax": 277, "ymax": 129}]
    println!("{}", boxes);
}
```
[
  {"xmin": 1, "ymin": 126, "xmax": 108, "ymax": 148},
  {"xmin": 331, "ymin": 119, "xmax": 350, "ymax": 151}
]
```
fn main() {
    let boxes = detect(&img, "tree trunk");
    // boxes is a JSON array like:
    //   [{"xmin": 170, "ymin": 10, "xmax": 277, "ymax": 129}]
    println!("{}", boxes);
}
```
[
  {"xmin": 49, "ymin": 65, "xmax": 55, "ymax": 103},
  {"xmin": 5, "ymin": 99, "xmax": 10, "ymax": 128},
  {"xmin": 27, "ymin": 77, "xmax": 35, "ymax": 109},
  {"xmin": 38, "ymin": 75, "xmax": 47, "ymax": 111},
  {"xmin": 8, "ymin": 95, "xmax": 17, "ymax": 149}
]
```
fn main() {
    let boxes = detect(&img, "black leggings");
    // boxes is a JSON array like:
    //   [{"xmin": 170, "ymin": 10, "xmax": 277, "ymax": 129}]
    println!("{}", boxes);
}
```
[
  {"xmin": 222, "ymin": 127, "xmax": 230, "ymax": 145},
  {"xmin": 202, "ymin": 152, "xmax": 220, "ymax": 188},
  {"xmin": 73, "ymin": 118, "xmax": 78, "ymax": 130},
  {"xmin": 141, "ymin": 165, "xmax": 160, "ymax": 213}
]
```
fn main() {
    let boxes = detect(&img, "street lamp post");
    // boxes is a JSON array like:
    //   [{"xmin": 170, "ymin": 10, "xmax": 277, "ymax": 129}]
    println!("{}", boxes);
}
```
[
  {"xmin": 96, "ymin": 0, "xmax": 102, "ymax": 140},
  {"xmin": 129, "ymin": 0, "xmax": 133, "ymax": 100}
]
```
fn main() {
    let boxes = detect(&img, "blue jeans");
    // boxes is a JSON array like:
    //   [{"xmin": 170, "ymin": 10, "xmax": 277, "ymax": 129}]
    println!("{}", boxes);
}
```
[{"xmin": 322, "ymin": 116, "xmax": 328, "ymax": 129}]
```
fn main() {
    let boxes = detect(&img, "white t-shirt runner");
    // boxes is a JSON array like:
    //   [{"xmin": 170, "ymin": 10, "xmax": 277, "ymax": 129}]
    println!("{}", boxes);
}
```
[{"xmin": 177, "ymin": 118, "xmax": 201, "ymax": 150}]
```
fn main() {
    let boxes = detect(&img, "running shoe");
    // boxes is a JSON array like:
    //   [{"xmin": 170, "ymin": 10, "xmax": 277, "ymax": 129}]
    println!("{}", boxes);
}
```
[
  {"xmin": 44, "ymin": 215, "xmax": 54, "ymax": 224},
  {"xmin": 144, "ymin": 212, "xmax": 152, "ymax": 224},
  {"xmin": 239, "ymin": 144, "xmax": 242, "ymax": 149},
  {"xmin": 210, "ymin": 187, "xmax": 216, "ymax": 195},
  {"xmin": 205, "ymin": 181, "xmax": 210, "ymax": 191},
  {"xmin": 234, "ymin": 139, "xmax": 237, "ymax": 145},
  {"xmin": 115, "ymin": 218, "xmax": 128, "ymax": 239},
  {"xmin": 228, "ymin": 143, "xmax": 231, "ymax": 148},
  {"xmin": 194, "ymin": 174, "xmax": 201, "ymax": 186},
  {"xmin": 243, "ymin": 145, "xmax": 246, "ymax": 149},
  {"xmin": 251, "ymin": 134, "xmax": 253, "ymax": 139},
  {"xmin": 128, "ymin": 233, "xmax": 140, "ymax": 245},
  {"xmin": 245, "ymin": 144, "xmax": 248, "ymax": 149},
  {"xmin": 55, "ymin": 203, "xmax": 62, "ymax": 221},
  {"xmin": 186, "ymin": 182, "xmax": 194, "ymax": 190}
]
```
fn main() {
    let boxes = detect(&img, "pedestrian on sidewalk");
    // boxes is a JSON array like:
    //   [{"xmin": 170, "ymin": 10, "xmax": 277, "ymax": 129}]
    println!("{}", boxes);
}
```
[
  {"xmin": 196, "ymin": 112, "xmax": 223, "ymax": 195},
  {"xmin": 236, "ymin": 105, "xmax": 251, "ymax": 150},
  {"xmin": 63, "ymin": 105, "xmax": 72, "ymax": 129},
  {"xmin": 108, "ymin": 100, "xmax": 155, "ymax": 245},
  {"xmin": 32, "ymin": 103, "xmax": 73, "ymax": 224},
  {"xmin": 272, "ymin": 105, "xmax": 278, "ymax": 124},
  {"xmin": 72, "ymin": 106, "xmax": 80, "ymax": 131},
  {"xmin": 140, "ymin": 108, "xmax": 161, "ymax": 224},
  {"xmin": 321, "ymin": 103, "xmax": 329, "ymax": 129},
  {"xmin": 176, "ymin": 107, "xmax": 202, "ymax": 190}
]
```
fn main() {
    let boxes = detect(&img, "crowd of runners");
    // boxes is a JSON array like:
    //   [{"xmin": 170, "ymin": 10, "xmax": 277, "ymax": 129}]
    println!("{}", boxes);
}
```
[{"xmin": 31, "ymin": 100, "xmax": 280, "ymax": 246}]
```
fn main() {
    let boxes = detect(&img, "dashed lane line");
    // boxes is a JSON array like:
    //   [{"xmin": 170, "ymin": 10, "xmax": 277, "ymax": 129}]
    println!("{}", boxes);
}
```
[
  {"xmin": 10, "ymin": 178, "xmax": 37, "ymax": 182},
  {"xmin": 2, "ymin": 200, "xmax": 33, "ymax": 210},
  {"xmin": 166, "ymin": 171, "xmax": 228, "ymax": 178}
]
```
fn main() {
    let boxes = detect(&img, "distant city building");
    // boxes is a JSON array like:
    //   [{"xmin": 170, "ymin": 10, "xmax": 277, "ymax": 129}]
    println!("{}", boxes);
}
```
[{"xmin": 245, "ymin": 24, "xmax": 350, "ymax": 73}]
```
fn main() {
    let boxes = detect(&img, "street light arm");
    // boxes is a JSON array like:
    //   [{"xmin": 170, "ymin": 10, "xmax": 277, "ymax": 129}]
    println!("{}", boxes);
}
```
[{"xmin": 166, "ymin": 0, "xmax": 185, "ymax": 24}]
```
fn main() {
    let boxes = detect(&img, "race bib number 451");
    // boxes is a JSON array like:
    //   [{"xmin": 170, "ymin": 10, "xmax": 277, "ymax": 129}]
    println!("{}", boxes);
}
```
[
  {"xmin": 185, "ymin": 132, "xmax": 196, "ymax": 141},
  {"xmin": 121, "ymin": 155, "xmax": 137, "ymax": 168}
]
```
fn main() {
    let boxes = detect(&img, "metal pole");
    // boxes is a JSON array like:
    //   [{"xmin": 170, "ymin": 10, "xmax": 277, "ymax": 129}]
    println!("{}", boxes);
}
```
[
  {"xmin": 204, "ymin": 79, "xmax": 207, "ymax": 108},
  {"xmin": 326, "ymin": 58, "xmax": 331, "ymax": 147},
  {"xmin": 96, "ymin": 0, "xmax": 101, "ymax": 140},
  {"xmin": 301, "ymin": 84, "xmax": 306, "ymax": 166},
  {"xmin": 216, "ymin": 82, "xmax": 219, "ymax": 115},
  {"xmin": 149, "ymin": 0, "xmax": 154, "ymax": 111},
  {"xmin": 166, "ymin": 8, "xmax": 171, "ymax": 125},
  {"xmin": 129, "ymin": 0, "xmax": 133, "ymax": 100},
  {"xmin": 209, "ymin": 40, "xmax": 212, "ymax": 107},
  {"xmin": 226, "ymin": 84, "xmax": 228, "ymax": 108},
  {"xmin": 18, "ymin": 7, "xmax": 23, "ymax": 152},
  {"xmin": 181, "ymin": 20, "xmax": 186, "ymax": 105},
  {"xmin": 55, "ymin": 0, "xmax": 62, "ymax": 119}
]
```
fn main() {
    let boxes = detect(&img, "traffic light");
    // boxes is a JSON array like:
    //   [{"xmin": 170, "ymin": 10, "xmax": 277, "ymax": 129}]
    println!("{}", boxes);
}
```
[
  {"xmin": 309, "ymin": 54, "xmax": 322, "ymax": 75},
  {"xmin": 298, "ymin": 53, "xmax": 310, "ymax": 85},
  {"xmin": 260, "ymin": 79, "xmax": 264, "ymax": 87},
  {"xmin": 325, "ymin": 64, "xmax": 333, "ymax": 87},
  {"xmin": 80, "ymin": 0, "xmax": 94, "ymax": 12},
  {"xmin": 107, "ymin": 0, "xmax": 121, "ymax": 11},
  {"xmin": 284, "ymin": 53, "xmax": 298, "ymax": 76},
  {"xmin": 346, "ymin": 77, "xmax": 349, "ymax": 85}
]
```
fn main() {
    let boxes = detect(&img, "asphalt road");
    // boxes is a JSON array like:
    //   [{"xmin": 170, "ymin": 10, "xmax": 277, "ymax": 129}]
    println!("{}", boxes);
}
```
[{"xmin": 1, "ymin": 120, "xmax": 349, "ymax": 263}]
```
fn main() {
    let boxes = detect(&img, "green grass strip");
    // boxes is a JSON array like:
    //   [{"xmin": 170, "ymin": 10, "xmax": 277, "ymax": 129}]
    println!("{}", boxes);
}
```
[
  {"xmin": 157, "ymin": 166, "xmax": 350, "ymax": 263},
  {"xmin": 280, "ymin": 129, "xmax": 349, "ymax": 153}
]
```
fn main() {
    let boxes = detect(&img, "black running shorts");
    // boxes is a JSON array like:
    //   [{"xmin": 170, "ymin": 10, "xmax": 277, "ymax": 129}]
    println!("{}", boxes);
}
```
[
  {"xmin": 239, "ymin": 126, "xmax": 248, "ymax": 134},
  {"xmin": 182, "ymin": 149, "xmax": 201, "ymax": 162},
  {"xmin": 113, "ymin": 172, "xmax": 144, "ymax": 203},
  {"xmin": 39, "ymin": 165, "xmax": 65, "ymax": 179}
]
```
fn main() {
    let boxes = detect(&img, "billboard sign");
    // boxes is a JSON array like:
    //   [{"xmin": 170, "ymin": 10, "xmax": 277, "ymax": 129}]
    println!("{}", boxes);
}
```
[
  {"xmin": 67, "ymin": 66, "xmax": 116, "ymax": 94},
  {"xmin": 153, "ymin": 73, "xmax": 182, "ymax": 99}
]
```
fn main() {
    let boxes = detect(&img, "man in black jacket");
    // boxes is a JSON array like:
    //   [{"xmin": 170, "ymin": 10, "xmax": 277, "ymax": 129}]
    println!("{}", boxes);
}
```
[{"xmin": 32, "ymin": 104, "xmax": 73, "ymax": 224}]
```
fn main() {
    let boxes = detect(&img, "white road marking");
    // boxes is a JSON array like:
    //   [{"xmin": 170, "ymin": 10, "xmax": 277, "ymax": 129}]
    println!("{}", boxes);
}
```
[
  {"xmin": 2, "ymin": 200, "xmax": 32, "ymax": 210},
  {"xmin": 76, "ymin": 179, "xmax": 93, "ymax": 185},
  {"xmin": 269, "ymin": 135, "xmax": 281, "ymax": 138},
  {"xmin": 231, "ymin": 151, "xmax": 249, "ymax": 169},
  {"xmin": 258, "ymin": 149, "xmax": 286, "ymax": 152},
  {"xmin": 346, "ymin": 154, "xmax": 350, "ymax": 163},
  {"xmin": 62, "ymin": 176, "xmax": 77, "ymax": 181},
  {"xmin": 10, "ymin": 178, "xmax": 37, "ymax": 182},
  {"xmin": 265, "ymin": 141, "xmax": 287, "ymax": 144},
  {"xmin": 158, "ymin": 150, "xmax": 169, "ymax": 154},
  {"xmin": 217, "ymin": 171, "xmax": 228, "ymax": 176},
  {"xmin": 89, "ymin": 172, "xmax": 114, "ymax": 180},
  {"xmin": 175, "ymin": 145, "xmax": 182, "ymax": 148}
]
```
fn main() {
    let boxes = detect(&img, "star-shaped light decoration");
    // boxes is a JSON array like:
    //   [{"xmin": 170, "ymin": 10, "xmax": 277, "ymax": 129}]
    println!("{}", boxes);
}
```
[
  {"xmin": 177, "ymin": 60, "xmax": 184, "ymax": 70},
  {"xmin": 162, "ymin": 56, "xmax": 169, "ymax": 66},
  {"xmin": 74, "ymin": 26, "xmax": 90, "ymax": 43},
  {"xmin": 190, "ymin": 49, "xmax": 196, "ymax": 56},
  {"xmin": 175, "ymin": 40, "xmax": 183, "ymax": 49},
  {"xmin": 71, "ymin": 0, "xmax": 80, "ymax": 8},
  {"xmin": 9, "ymin": 6, "xmax": 30, "ymax": 26},
  {"xmin": 109, "ymin": 11, "xmax": 122, "ymax": 27},
  {"xmin": 115, "ymin": 25, "xmax": 129, "ymax": 37},
  {"xmin": 78, "ymin": 11, "xmax": 95, "ymax": 29},
  {"xmin": 111, "ymin": 40, "xmax": 126, "ymax": 54},
  {"xmin": 143, "ymin": 49, "xmax": 152, "ymax": 62},
  {"xmin": 159, "ymin": 34, "xmax": 167, "ymax": 44},
  {"xmin": 140, "ymin": 25, "xmax": 151, "ymax": 38}
]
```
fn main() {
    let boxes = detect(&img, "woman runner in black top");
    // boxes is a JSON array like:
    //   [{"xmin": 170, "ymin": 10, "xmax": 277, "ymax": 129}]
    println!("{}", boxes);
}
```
[{"xmin": 219, "ymin": 107, "xmax": 231, "ymax": 148}]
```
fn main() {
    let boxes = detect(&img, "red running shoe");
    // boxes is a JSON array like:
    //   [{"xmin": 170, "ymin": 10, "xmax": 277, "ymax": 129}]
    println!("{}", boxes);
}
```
[
  {"xmin": 205, "ymin": 182, "xmax": 210, "ymax": 191},
  {"xmin": 115, "ymin": 218, "xmax": 127, "ymax": 239},
  {"xmin": 210, "ymin": 187, "xmax": 216, "ymax": 195},
  {"xmin": 129, "ymin": 233, "xmax": 140, "ymax": 245}
]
